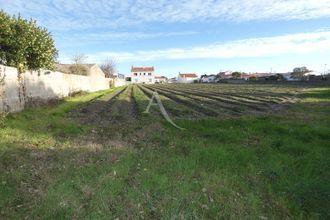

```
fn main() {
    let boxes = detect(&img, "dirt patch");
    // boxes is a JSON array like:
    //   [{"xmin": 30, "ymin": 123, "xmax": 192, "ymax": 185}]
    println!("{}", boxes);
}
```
[
  {"xmin": 145, "ymin": 84, "xmax": 302, "ymax": 118},
  {"xmin": 68, "ymin": 85, "xmax": 158, "ymax": 149},
  {"xmin": 24, "ymin": 97, "xmax": 62, "ymax": 109}
]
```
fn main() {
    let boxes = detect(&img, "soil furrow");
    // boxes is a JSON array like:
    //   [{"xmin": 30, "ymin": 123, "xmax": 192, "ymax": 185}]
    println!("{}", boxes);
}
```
[
  {"xmin": 145, "ymin": 86, "xmax": 223, "ymax": 117},
  {"xmin": 138, "ymin": 85, "xmax": 203, "ymax": 118},
  {"xmin": 146, "ymin": 85, "xmax": 245, "ymax": 114},
  {"xmin": 68, "ymin": 86, "xmax": 127, "ymax": 124},
  {"xmin": 150, "ymin": 85, "xmax": 268, "ymax": 111},
  {"xmin": 166, "ymin": 85, "xmax": 280, "ymax": 104}
]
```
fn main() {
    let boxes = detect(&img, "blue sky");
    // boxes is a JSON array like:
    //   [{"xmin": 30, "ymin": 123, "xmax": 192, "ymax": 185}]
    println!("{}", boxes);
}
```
[{"xmin": 1, "ymin": 0, "xmax": 330, "ymax": 77}]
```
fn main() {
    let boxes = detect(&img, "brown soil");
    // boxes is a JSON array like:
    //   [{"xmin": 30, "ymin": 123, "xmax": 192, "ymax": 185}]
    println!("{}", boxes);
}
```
[
  {"xmin": 146, "ymin": 84, "xmax": 300, "ymax": 116},
  {"xmin": 66, "ymin": 84, "xmax": 300, "ymax": 149},
  {"xmin": 68, "ymin": 86, "xmax": 164, "ymax": 149}
]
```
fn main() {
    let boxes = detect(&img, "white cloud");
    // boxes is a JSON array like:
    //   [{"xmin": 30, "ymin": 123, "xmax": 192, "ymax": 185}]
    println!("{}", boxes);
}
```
[
  {"xmin": 67, "ymin": 31, "xmax": 198, "ymax": 42},
  {"xmin": 1, "ymin": 0, "xmax": 330, "ymax": 30},
  {"xmin": 84, "ymin": 31, "xmax": 330, "ymax": 63},
  {"xmin": 53, "ymin": 31, "xmax": 198, "ymax": 51}
]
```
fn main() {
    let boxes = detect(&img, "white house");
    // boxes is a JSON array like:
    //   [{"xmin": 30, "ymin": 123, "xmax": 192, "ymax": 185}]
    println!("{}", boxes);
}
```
[
  {"xmin": 201, "ymin": 74, "xmax": 218, "ymax": 83},
  {"xmin": 168, "ymin": 77, "xmax": 177, "ymax": 83},
  {"xmin": 177, "ymin": 73, "xmax": 198, "ymax": 83},
  {"xmin": 131, "ymin": 66, "xmax": 155, "ymax": 84},
  {"xmin": 280, "ymin": 72, "xmax": 321, "ymax": 81},
  {"xmin": 280, "ymin": 73, "xmax": 298, "ymax": 81},
  {"xmin": 155, "ymin": 76, "xmax": 168, "ymax": 84}
]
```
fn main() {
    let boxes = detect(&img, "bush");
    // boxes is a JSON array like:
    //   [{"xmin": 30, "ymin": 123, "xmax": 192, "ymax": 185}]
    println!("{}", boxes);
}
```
[
  {"xmin": 0, "ymin": 10, "xmax": 58, "ymax": 72},
  {"xmin": 249, "ymin": 76, "xmax": 257, "ymax": 81},
  {"xmin": 266, "ymin": 74, "xmax": 286, "ymax": 81}
]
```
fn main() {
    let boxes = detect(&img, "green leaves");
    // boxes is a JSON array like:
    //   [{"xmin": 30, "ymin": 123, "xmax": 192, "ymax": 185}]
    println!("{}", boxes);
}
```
[{"xmin": 0, "ymin": 10, "xmax": 58, "ymax": 72}]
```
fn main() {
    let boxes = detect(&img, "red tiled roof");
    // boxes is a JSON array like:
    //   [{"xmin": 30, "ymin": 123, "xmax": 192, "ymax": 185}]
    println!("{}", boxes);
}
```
[
  {"xmin": 179, "ymin": 73, "xmax": 198, "ymax": 78},
  {"xmin": 131, "ymin": 66, "xmax": 154, "ymax": 72}
]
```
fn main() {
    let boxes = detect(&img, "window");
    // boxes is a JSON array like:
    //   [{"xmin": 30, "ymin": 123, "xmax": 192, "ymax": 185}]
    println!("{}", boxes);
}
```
[
  {"xmin": 134, "ymin": 73, "xmax": 137, "ymax": 76},
  {"xmin": 139, "ymin": 73, "xmax": 141, "ymax": 75},
  {"xmin": 149, "ymin": 79, "xmax": 152, "ymax": 82},
  {"xmin": 148, "ymin": 73, "xmax": 152, "ymax": 76},
  {"xmin": 144, "ymin": 73, "xmax": 146, "ymax": 75}
]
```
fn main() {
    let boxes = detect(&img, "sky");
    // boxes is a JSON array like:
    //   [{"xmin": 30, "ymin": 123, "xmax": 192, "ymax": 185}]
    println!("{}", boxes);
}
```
[{"xmin": 1, "ymin": 0, "xmax": 330, "ymax": 77}]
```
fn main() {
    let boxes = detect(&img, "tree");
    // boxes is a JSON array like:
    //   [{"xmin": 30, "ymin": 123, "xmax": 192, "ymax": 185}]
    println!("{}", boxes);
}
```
[
  {"xmin": 232, "ymin": 71, "xmax": 242, "ymax": 79},
  {"xmin": 200, "ymin": 74, "xmax": 207, "ymax": 79},
  {"xmin": 0, "ymin": 10, "xmax": 58, "ymax": 72},
  {"xmin": 72, "ymin": 53, "xmax": 88, "ymax": 65},
  {"xmin": 69, "ymin": 53, "xmax": 88, "ymax": 75},
  {"xmin": 0, "ymin": 10, "xmax": 13, "ymax": 65},
  {"xmin": 266, "ymin": 74, "xmax": 285, "ymax": 81},
  {"xmin": 100, "ymin": 58, "xmax": 117, "ymax": 78},
  {"xmin": 291, "ymin": 66, "xmax": 310, "ymax": 78}
]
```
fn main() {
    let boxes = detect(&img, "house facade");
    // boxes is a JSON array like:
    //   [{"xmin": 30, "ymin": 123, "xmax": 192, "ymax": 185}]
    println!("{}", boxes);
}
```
[
  {"xmin": 201, "ymin": 74, "xmax": 218, "ymax": 83},
  {"xmin": 168, "ymin": 77, "xmax": 177, "ymax": 83},
  {"xmin": 177, "ymin": 73, "xmax": 198, "ymax": 83},
  {"xmin": 155, "ymin": 76, "xmax": 168, "ymax": 84},
  {"xmin": 131, "ymin": 66, "xmax": 155, "ymax": 84}
]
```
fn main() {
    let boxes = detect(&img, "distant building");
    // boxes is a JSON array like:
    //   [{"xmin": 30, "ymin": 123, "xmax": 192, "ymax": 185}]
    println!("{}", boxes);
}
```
[
  {"xmin": 280, "ymin": 71, "xmax": 322, "ymax": 81},
  {"xmin": 168, "ymin": 77, "xmax": 177, "ymax": 83},
  {"xmin": 218, "ymin": 71, "xmax": 233, "ymax": 80},
  {"xmin": 114, "ymin": 73, "xmax": 125, "ymax": 79},
  {"xmin": 131, "ymin": 66, "xmax": 155, "ymax": 84},
  {"xmin": 155, "ymin": 76, "xmax": 168, "ymax": 84},
  {"xmin": 200, "ymin": 74, "xmax": 218, "ymax": 83},
  {"xmin": 177, "ymin": 73, "xmax": 199, "ymax": 83},
  {"xmin": 253, "ymin": 73, "xmax": 273, "ymax": 81}
]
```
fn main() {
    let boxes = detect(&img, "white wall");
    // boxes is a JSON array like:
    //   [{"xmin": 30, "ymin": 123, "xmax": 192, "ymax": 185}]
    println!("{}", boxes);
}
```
[
  {"xmin": 131, "ymin": 71, "xmax": 155, "ymax": 84},
  {"xmin": 201, "ymin": 76, "xmax": 217, "ymax": 83},
  {"xmin": 0, "ymin": 65, "xmax": 110, "ymax": 113},
  {"xmin": 177, "ymin": 76, "xmax": 198, "ymax": 83},
  {"xmin": 113, "ymin": 78, "xmax": 126, "ymax": 87}
]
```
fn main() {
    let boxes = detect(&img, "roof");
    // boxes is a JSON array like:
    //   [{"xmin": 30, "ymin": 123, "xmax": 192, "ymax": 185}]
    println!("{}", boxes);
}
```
[
  {"xmin": 179, "ymin": 73, "xmax": 198, "ymax": 78},
  {"xmin": 255, "ymin": 73, "xmax": 272, "ymax": 77},
  {"xmin": 201, "ymin": 74, "xmax": 216, "ymax": 78},
  {"xmin": 155, "ymin": 76, "xmax": 167, "ymax": 79},
  {"xmin": 304, "ymin": 71, "xmax": 321, "ymax": 76},
  {"xmin": 131, "ymin": 66, "xmax": 154, "ymax": 72},
  {"xmin": 218, "ymin": 71, "xmax": 232, "ymax": 75}
]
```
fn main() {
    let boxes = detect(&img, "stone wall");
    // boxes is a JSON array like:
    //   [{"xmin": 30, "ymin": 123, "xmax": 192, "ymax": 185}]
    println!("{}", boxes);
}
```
[{"xmin": 0, "ymin": 65, "xmax": 110, "ymax": 113}]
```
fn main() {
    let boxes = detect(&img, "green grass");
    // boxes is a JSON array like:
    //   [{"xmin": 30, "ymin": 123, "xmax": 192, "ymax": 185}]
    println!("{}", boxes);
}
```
[
  {"xmin": 1, "ymin": 89, "xmax": 115, "ymax": 148},
  {"xmin": 0, "ymin": 86, "xmax": 329, "ymax": 219}
]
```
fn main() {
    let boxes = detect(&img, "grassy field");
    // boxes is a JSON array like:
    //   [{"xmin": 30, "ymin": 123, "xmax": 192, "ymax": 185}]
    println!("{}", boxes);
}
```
[{"xmin": 0, "ymin": 84, "xmax": 329, "ymax": 219}]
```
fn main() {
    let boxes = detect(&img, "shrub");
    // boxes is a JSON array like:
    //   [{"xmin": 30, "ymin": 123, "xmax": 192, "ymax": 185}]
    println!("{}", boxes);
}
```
[{"xmin": 249, "ymin": 76, "xmax": 257, "ymax": 81}]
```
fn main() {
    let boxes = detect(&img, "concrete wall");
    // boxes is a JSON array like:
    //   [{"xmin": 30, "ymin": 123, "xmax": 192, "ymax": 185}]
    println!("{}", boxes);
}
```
[
  {"xmin": 0, "ymin": 65, "xmax": 110, "ymax": 113},
  {"xmin": 113, "ymin": 78, "xmax": 126, "ymax": 87}
]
